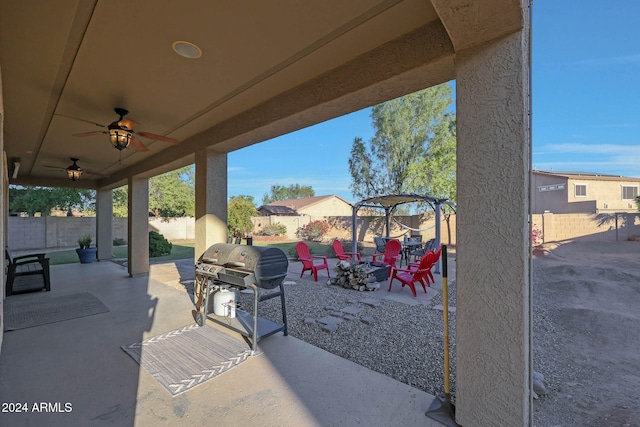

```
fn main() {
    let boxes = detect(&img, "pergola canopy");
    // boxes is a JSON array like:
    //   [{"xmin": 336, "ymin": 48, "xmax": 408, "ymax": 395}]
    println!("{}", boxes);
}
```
[
  {"xmin": 353, "ymin": 193, "xmax": 448, "ymax": 211},
  {"xmin": 351, "ymin": 193, "xmax": 451, "ymax": 263}
]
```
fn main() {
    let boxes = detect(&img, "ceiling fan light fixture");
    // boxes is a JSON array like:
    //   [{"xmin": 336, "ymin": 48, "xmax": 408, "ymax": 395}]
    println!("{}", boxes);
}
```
[
  {"xmin": 66, "ymin": 158, "xmax": 83, "ymax": 181},
  {"xmin": 108, "ymin": 125, "xmax": 132, "ymax": 150},
  {"xmin": 172, "ymin": 41, "xmax": 202, "ymax": 59}
]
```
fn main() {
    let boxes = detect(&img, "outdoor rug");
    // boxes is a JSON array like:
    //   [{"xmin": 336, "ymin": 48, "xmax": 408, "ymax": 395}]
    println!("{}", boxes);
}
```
[
  {"xmin": 121, "ymin": 323, "xmax": 257, "ymax": 396},
  {"xmin": 4, "ymin": 292, "xmax": 110, "ymax": 331}
]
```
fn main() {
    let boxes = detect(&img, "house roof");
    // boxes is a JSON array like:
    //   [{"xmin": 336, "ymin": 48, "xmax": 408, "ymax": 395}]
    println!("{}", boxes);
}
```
[
  {"xmin": 533, "ymin": 170, "xmax": 640, "ymax": 182},
  {"xmin": 260, "ymin": 195, "xmax": 352, "ymax": 213},
  {"xmin": 258, "ymin": 205, "xmax": 297, "ymax": 215}
]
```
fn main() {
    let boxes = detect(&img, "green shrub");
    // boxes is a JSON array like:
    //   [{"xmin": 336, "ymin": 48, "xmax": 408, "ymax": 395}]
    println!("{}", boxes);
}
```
[
  {"xmin": 113, "ymin": 237, "xmax": 127, "ymax": 246},
  {"xmin": 149, "ymin": 231, "xmax": 172, "ymax": 257},
  {"xmin": 262, "ymin": 223, "xmax": 287, "ymax": 236}
]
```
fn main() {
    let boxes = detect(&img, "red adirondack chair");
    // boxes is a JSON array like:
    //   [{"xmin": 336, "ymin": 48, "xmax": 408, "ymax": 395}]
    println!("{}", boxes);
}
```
[
  {"xmin": 296, "ymin": 241, "xmax": 330, "ymax": 281},
  {"xmin": 388, "ymin": 251, "xmax": 434, "ymax": 297},
  {"xmin": 332, "ymin": 239, "xmax": 361, "ymax": 262},
  {"xmin": 408, "ymin": 245, "xmax": 441, "ymax": 286},
  {"xmin": 371, "ymin": 239, "xmax": 402, "ymax": 276}
]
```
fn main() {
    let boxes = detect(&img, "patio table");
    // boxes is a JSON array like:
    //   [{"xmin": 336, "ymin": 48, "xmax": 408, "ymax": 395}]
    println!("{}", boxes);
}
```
[{"xmin": 400, "ymin": 241, "xmax": 422, "ymax": 267}]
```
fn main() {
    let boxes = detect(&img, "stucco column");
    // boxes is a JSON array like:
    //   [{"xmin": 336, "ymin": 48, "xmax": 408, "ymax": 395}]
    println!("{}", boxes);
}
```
[
  {"xmin": 128, "ymin": 177, "xmax": 149, "ymax": 276},
  {"xmin": 96, "ymin": 188, "xmax": 113, "ymax": 261},
  {"xmin": 455, "ymin": 30, "xmax": 531, "ymax": 426},
  {"xmin": 195, "ymin": 148, "xmax": 227, "ymax": 261}
]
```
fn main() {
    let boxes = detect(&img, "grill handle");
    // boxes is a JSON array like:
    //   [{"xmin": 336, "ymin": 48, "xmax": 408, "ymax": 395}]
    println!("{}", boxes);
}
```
[{"xmin": 226, "ymin": 261, "xmax": 246, "ymax": 268}]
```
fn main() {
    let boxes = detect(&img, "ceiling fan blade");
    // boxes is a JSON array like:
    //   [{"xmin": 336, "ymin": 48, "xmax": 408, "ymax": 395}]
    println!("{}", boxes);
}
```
[
  {"xmin": 130, "ymin": 137, "xmax": 149, "ymax": 152},
  {"xmin": 118, "ymin": 117, "xmax": 138, "ymax": 130},
  {"xmin": 73, "ymin": 131, "xmax": 105, "ymax": 137},
  {"xmin": 42, "ymin": 165, "xmax": 66, "ymax": 171},
  {"xmin": 55, "ymin": 113, "xmax": 106, "ymax": 128},
  {"xmin": 136, "ymin": 131, "xmax": 179, "ymax": 144}
]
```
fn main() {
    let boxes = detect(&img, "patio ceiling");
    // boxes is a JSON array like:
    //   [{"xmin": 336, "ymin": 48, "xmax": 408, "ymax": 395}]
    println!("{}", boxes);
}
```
[{"xmin": 0, "ymin": 0, "xmax": 523, "ymax": 190}]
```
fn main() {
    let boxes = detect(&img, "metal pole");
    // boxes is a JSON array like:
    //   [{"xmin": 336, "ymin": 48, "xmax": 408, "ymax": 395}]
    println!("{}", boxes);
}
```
[
  {"xmin": 385, "ymin": 206, "xmax": 392, "ymax": 239},
  {"xmin": 426, "ymin": 245, "xmax": 459, "ymax": 426},
  {"xmin": 351, "ymin": 204, "xmax": 359, "ymax": 254}
]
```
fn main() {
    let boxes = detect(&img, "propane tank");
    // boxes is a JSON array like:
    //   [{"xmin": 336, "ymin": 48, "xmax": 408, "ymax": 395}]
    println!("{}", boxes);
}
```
[{"xmin": 213, "ymin": 287, "xmax": 236, "ymax": 318}]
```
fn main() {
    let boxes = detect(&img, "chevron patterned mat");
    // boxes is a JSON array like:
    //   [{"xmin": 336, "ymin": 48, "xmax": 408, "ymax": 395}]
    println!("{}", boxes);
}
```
[{"xmin": 122, "ymin": 324, "xmax": 257, "ymax": 396}]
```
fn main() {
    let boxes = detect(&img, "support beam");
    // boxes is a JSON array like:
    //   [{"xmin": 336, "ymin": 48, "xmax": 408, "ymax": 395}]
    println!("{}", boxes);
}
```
[
  {"xmin": 96, "ymin": 188, "xmax": 113, "ymax": 261},
  {"xmin": 454, "ymin": 29, "xmax": 531, "ymax": 425},
  {"xmin": 128, "ymin": 177, "xmax": 149, "ymax": 276},
  {"xmin": 195, "ymin": 149, "xmax": 227, "ymax": 261}
]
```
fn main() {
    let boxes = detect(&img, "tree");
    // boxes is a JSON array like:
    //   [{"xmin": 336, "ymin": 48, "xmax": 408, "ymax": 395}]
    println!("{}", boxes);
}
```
[
  {"xmin": 9, "ymin": 185, "xmax": 95, "ymax": 216},
  {"xmin": 112, "ymin": 186, "xmax": 128, "ymax": 217},
  {"xmin": 348, "ymin": 84, "xmax": 456, "ymax": 202},
  {"xmin": 148, "ymin": 166, "xmax": 195, "ymax": 217},
  {"xmin": 228, "ymin": 195, "xmax": 258, "ymax": 237},
  {"xmin": 404, "ymin": 112, "xmax": 456, "ymax": 201},
  {"xmin": 262, "ymin": 184, "xmax": 315, "ymax": 205}
]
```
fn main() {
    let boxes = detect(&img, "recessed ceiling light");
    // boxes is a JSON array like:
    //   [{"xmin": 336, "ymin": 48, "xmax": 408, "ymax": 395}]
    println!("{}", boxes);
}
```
[{"xmin": 172, "ymin": 41, "xmax": 202, "ymax": 59}]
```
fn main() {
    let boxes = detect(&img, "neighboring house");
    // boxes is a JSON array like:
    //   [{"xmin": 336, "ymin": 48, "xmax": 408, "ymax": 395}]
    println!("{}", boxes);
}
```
[
  {"xmin": 532, "ymin": 170, "xmax": 640, "ymax": 214},
  {"xmin": 257, "ymin": 195, "xmax": 353, "ymax": 217}
]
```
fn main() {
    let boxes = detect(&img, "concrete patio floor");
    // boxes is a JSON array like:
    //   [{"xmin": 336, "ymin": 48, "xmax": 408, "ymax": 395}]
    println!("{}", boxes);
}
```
[{"xmin": 0, "ymin": 255, "xmax": 449, "ymax": 426}]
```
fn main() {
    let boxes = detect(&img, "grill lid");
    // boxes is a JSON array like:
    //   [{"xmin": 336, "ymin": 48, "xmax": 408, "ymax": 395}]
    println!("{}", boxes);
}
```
[{"xmin": 198, "ymin": 243, "xmax": 289, "ymax": 289}]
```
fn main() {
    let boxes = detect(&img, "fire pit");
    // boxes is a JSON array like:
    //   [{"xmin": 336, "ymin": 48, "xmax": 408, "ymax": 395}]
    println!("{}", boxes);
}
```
[{"xmin": 330, "ymin": 261, "xmax": 388, "ymax": 291}]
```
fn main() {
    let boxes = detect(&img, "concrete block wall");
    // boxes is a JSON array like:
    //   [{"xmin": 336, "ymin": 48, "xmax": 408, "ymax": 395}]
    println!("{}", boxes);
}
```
[
  {"xmin": 533, "ymin": 212, "xmax": 640, "ymax": 243},
  {"xmin": 8, "ymin": 217, "xmax": 128, "ymax": 250},
  {"xmin": 148, "ymin": 217, "xmax": 195, "ymax": 241},
  {"xmin": 252, "ymin": 213, "xmax": 458, "ymax": 246},
  {"xmin": 7, "ymin": 217, "xmax": 46, "ymax": 249}
]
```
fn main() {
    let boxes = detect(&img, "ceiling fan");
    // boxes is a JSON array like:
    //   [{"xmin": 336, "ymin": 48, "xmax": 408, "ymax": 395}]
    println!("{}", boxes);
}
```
[
  {"xmin": 72, "ymin": 108, "xmax": 179, "ymax": 152},
  {"xmin": 43, "ymin": 158, "xmax": 107, "ymax": 181}
]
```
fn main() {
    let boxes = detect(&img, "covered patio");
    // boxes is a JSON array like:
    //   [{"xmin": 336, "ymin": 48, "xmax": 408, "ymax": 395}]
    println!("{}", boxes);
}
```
[{"xmin": 0, "ymin": 259, "xmax": 444, "ymax": 426}]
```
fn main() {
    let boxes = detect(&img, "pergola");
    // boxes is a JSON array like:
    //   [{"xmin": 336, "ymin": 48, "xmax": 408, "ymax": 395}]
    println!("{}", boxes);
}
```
[{"xmin": 350, "ymin": 193, "xmax": 451, "ymax": 269}]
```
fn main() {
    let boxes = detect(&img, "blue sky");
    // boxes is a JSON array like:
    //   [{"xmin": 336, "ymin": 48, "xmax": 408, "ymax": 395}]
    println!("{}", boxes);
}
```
[{"xmin": 229, "ymin": 1, "xmax": 640, "ymax": 205}]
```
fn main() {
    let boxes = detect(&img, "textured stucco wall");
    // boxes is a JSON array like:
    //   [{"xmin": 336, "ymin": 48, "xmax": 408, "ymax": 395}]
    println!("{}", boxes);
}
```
[
  {"xmin": 128, "ymin": 177, "xmax": 149, "ymax": 276},
  {"xmin": 195, "ymin": 150, "xmax": 227, "ymax": 262},
  {"xmin": 455, "ymin": 29, "xmax": 531, "ymax": 426},
  {"xmin": 298, "ymin": 197, "xmax": 353, "ymax": 217}
]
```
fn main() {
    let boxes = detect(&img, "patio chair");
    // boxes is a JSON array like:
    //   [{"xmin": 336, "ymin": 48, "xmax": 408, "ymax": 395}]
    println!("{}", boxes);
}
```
[
  {"xmin": 371, "ymin": 239, "xmax": 402, "ymax": 277},
  {"xmin": 5, "ymin": 248, "xmax": 51, "ymax": 296},
  {"xmin": 410, "ymin": 238, "xmax": 435, "ymax": 262},
  {"xmin": 295, "ymin": 241, "xmax": 330, "ymax": 281},
  {"xmin": 332, "ymin": 239, "xmax": 361, "ymax": 262},
  {"xmin": 373, "ymin": 237, "xmax": 387, "ymax": 253},
  {"xmin": 388, "ymin": 251, "xmax": 433, "ymax": 297},
  {"xmin": 409, "ymin": 245, "xmax": 441, "ymax": 286}
]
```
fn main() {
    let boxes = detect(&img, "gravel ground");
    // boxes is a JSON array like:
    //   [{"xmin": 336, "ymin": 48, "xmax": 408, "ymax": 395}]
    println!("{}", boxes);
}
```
[{"xmin": 235, "ymin": 260, "xmax": 458, "ymax": 401}]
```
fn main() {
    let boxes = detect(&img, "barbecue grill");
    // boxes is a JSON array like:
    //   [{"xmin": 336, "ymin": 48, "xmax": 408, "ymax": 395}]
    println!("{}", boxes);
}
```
[{"xmin": 194, "ymin": 243, "xmax": 289, "ymax": 354}]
